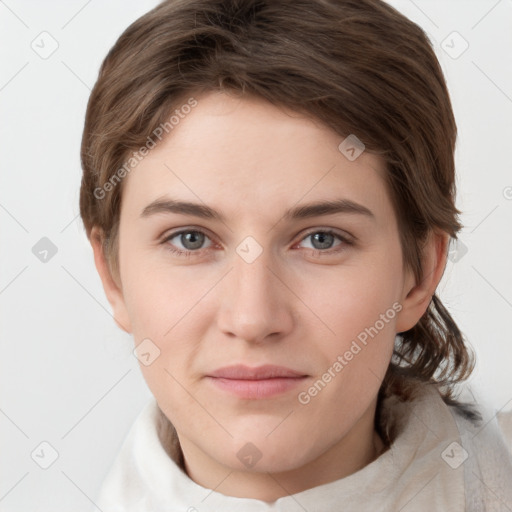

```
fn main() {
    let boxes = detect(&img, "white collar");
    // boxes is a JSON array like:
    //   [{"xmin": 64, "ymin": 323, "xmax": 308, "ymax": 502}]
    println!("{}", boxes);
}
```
[{"xmin": 96, "ymin": 384, "xmax": 475, "ymax": 511}]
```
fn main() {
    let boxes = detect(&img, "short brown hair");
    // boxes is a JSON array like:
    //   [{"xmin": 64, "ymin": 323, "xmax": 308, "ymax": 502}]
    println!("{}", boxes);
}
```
[{"xmin": 80, "ymin": 0, "xmax": 477, "ymax": 429}]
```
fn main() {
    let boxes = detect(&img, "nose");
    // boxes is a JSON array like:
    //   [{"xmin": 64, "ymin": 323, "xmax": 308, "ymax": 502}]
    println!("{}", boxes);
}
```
[{"xmin": 216, "ymin": 248, "xmax": 295, "ymax": 344}]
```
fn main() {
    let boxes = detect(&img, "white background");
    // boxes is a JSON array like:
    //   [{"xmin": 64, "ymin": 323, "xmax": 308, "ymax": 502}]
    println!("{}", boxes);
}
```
[{"xmin": 1, "ymin": 0, "xmax": 511, "ymax": 510}]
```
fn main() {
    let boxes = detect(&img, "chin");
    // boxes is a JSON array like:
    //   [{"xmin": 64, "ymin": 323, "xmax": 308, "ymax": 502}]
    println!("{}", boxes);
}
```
[{"xmin": 213, "ymin": 431, "xmax": 314, "ymax": 473}]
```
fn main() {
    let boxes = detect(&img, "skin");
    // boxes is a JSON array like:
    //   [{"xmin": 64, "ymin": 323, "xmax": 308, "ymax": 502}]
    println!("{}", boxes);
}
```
[{"xmin": 91, "ymin": 90, "xmax": 449, "ymax": 502}]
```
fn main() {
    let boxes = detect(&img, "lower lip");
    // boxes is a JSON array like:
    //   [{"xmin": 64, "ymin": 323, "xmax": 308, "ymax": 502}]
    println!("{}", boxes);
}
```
[{"xmin": 206, "ymin": 376, "xmax": 307, "ymax": 399}]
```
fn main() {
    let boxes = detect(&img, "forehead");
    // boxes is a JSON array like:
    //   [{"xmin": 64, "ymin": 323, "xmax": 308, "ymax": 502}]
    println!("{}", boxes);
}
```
[{"xmin": 121, "ymin": 91, "xmax": 395, "ymax": 229}]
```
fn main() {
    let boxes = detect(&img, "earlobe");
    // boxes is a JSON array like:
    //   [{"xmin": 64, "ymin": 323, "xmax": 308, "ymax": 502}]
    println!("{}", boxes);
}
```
[
  {"xmin": 90, "ymin": 226, "xmax": 133, "ymax": 334},
  {"xmin": 395, "ymin": 231, "xmax": 450, "ymax": 333}
]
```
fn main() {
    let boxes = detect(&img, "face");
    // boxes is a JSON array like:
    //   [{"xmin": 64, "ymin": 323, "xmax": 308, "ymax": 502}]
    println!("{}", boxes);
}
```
[{"xmin": 97, "ymin": 91, "xmax": 436, "ymax": 479}]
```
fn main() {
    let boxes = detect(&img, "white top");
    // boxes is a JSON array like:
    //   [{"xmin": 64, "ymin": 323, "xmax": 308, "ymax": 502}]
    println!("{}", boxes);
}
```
[{"xmin": 94, "ymin": 384, "xmax": 512, "ymax": 511}]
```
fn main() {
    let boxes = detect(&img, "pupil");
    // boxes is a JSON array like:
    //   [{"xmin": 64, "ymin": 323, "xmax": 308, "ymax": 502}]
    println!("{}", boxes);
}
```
[
  {"xmin": 182, "ymin": 231, "xmax": 204, "ymax": 250},
  {"xmin": 312, "ymin": 232, "xmax": 333, "ymax": 250}
]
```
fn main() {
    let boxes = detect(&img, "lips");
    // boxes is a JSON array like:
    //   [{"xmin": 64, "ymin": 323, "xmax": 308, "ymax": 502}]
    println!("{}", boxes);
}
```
[
  {"xmin": 207, "ymin": 364, "xmax": 307, "ymax": 380},
  {"xmin": 206, "ymin": 364, "xmax": 308, "ymax": 399}
]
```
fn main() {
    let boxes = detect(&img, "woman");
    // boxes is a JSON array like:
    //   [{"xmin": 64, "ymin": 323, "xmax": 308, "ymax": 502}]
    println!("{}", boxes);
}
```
[{"xmin": 79, "ymin": 0, "xmax": 512, "ymax": 509}]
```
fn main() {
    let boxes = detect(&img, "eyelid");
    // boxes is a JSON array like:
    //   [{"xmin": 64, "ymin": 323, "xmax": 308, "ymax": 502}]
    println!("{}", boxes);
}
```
[
  {"xmin": 298, "ymin": 226, "xmax": 354, "ymax": 242},
  {"xmin": 160, "ymin": 225, "xmax": 215, "ymax": 242},
  {"xmin": 160, "ymin": 227, "xmax": 216, "ymax": 251},
  {"xmin": 161, "ymin": 225, "xmax": 354, "ymax": 256},
  {"xmin": 161, "ymin": 226, "xmax": 353, "ymax": 243}
]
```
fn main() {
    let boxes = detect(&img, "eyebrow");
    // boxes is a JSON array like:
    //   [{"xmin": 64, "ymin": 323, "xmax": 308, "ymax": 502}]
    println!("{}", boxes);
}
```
[{"xmin": 140, "ymin": 197, "xmax": 375, "ymax": 222}]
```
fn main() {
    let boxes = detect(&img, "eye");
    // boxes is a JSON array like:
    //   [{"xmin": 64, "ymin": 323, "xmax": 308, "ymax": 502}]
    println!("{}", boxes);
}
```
[
  {"xmin": 162, "ymin": 229, "xmax": 212, "ymax": 255},
  {"xmin": 296, "ymin": 229, "xmax": 351, "ymax": 253},
  {"xmin": 161, "ymin": 228, "xmax": 352, "ymax": 258}
]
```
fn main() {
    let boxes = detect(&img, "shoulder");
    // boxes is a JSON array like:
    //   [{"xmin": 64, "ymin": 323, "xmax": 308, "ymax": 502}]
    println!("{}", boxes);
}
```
[
  {"xmin": 447, "ymin": 395, "xmax": 512, "ymax": 510},
  {"xmin": 497, "ymin": 409, "xmax": 512, "ymax": 452},
  {"xmin": 448, "ymin": 395, "xmax": 512, "ymax": 453}
]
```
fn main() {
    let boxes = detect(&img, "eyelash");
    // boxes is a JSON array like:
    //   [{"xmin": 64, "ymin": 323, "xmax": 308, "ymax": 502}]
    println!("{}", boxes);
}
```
[{"xmin": 161, "ymin": 228, "xmax": 353, "ymax": 258}]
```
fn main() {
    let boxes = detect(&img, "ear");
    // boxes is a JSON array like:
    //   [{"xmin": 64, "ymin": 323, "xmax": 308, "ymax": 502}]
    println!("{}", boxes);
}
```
[
  {"xmin": 395, "ymin": 231, "xmax": 450, "ymax": 333},
  {"xmin": 90, "ymin": 226, "xmax": 132, "ymax": 334}
]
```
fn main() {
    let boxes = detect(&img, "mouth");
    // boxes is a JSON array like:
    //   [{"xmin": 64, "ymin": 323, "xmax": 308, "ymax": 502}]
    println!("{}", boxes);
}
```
[{"xmin": 205, "ymin": 364, "xmax": 309, "ymax": 399}]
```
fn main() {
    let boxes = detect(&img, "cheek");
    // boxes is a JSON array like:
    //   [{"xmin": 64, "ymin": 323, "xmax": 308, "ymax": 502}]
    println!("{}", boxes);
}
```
[
  {"xmin": 294, "ymin": 258, "xmax": 403, "ymax": 344},
  {"xmin": 294, "ymin": 269, "xmax": 400, "ymax": 430},
  {"xmin": 292, "ymin": 258, "xmax": 401, "ymax": 405},
  {"xmin": 120, "ymin": 253, "xmax": 215, "ymax": 392},
  {"xmin": 120, "ymin": 248, "xmax": 213, "ymax": 339}
]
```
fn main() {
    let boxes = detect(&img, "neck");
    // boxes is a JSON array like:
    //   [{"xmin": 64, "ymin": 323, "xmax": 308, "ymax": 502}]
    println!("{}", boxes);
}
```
[{"xmin": 167, "ymin": 398, "xmax": 388, "ymax": 502}]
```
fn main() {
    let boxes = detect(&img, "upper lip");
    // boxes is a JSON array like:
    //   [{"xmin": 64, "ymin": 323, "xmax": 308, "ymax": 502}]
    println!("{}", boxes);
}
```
[{"xmin": 207, "ymin": 364, "xmax": 307, "ymax": 380}]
